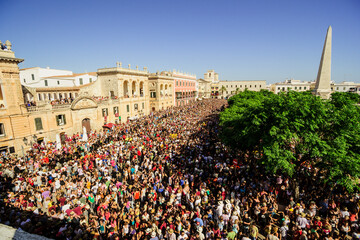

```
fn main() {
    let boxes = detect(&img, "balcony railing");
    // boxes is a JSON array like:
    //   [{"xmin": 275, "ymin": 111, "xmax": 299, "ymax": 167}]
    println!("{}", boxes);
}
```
[
  {"xmin": 52, "ymin": 104, "xmax": 71, "ymax": 109},
  {"xmin": 26, "ymin": 105, "xmax": 50, "ymax": 112}
]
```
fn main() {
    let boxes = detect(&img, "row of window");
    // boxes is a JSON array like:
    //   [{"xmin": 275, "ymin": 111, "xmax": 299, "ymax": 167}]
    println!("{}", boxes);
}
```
[
  {"xmin": 1, "ymin": 102, "xmax": 146, "ymax": 136},
  {"xmin": 27, "ymin": 77, "xmax": 93, "ymax": 86},
  {"xmin": 0, "ymin": 114, "xmax": 67, "ymax": 137},
  {"xmin": 24, "ymin": 74, "xmax": 36, "ymax": 83},
  {"xmin": 277, "ymin": 86, "xmax": 307, "ymax": 91},
  {"xmin": 38, "ymin": 92, "xmax": 79, "ymax": 101},
  {"xmin": 34, "ymin": 115, "xmax": 66, "ymax": 131},
  {"xmin": 212, "ymin": 84, "xmax": 262, "ymax": 89},
  {"xmin": 277, "ymin": 86, "xmax": 351, "ymax": 91},
  {"xmin": 176, "ymin": 81, "xmax": 195, "ymax": 87},
  {"xmin": 102, "ymin": 103, "xmax": 145, "ymax": 116}
]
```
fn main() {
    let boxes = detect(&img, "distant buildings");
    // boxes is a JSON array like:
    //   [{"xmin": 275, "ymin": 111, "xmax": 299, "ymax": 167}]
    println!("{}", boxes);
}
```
[
  {"xmin": 269, "ymin": 79, "xmax": 360, "ymax": 95},
  {"xmin": 270, "ymin": 79, "xmax": 313, "ymax": 94},
  {"xmin": 172, "ymin": 71, "xmax": 197, "ymax": 106},
  {"xmin": 1, "ymin": 34, "xmax": 358, "ymax": 155},
  {"xmin": 332, "ymin": 81, "xmax": 360, "ymax": 93},
  {"xmin": 197, "ymin": 70, "xmax": 267, "ymax": 99}
]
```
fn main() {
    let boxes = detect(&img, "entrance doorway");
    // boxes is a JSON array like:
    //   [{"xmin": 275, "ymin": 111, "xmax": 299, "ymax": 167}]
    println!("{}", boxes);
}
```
[
  {"xmin": 37, "ymin": 137, "xmax": 44, "ymax": 144},
  {"xmin": 60, "ymin": 132, "xmax": 66, "ymax": 144},
  {"xmin": 0, "ymin": 146, "xmax": 8, "ymax": 155},
  {"xmin": 82, "ymin": 118, "xmax": 91, "ymax": 134}
]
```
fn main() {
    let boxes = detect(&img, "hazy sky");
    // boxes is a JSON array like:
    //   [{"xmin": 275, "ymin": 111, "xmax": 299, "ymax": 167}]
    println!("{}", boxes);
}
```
[{"xmin": 1, "ymin": 0, "xmax": 359, "ymax": 84}]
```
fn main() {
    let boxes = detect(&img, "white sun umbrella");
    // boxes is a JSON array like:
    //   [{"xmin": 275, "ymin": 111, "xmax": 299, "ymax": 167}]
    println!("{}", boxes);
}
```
[
  {"xmin": 56, "ymin": 134, "xmax": 61, "ymax": 150},
  {"xmin": 82, "ymin": 126, "xmax": 88, "ymax": 142}
]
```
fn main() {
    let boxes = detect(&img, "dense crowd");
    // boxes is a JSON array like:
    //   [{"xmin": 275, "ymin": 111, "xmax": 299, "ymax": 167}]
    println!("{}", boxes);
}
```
[{"xmin": 0, "ymin": 99, "xmax": 359, "ymax": 240}]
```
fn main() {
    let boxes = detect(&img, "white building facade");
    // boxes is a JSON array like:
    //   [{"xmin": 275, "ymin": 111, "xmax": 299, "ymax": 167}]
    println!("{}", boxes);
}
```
[
  {"xmin": 270, "ymin": 79, "xmax": 313, "ymax": 94},
  {"xmin": 20, "ymin": 67, "xmax": 97, "ymax": 88}
]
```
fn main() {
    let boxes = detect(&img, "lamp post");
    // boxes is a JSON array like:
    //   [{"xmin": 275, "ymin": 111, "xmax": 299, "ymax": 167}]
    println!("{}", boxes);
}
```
[{"xmin": 23, "ymin": 137, "xmax": 28, "ymax": 145}]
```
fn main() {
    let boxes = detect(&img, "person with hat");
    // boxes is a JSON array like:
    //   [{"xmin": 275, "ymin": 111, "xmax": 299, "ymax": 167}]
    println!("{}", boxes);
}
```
[{"xmin": 150, "ymin": 231, "xmax": 159, "ymax": 240}]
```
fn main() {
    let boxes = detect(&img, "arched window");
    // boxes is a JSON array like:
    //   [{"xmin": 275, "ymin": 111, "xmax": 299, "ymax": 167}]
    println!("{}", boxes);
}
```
[
  {"xmin": 123, "ymin": 81, "xmax": 129, "ymax": 97},
  {"xmin": 140, "ymin": 82, "xmax": 144, "ymax": 97},
  {"xmin": 164, "ymin": 84, "xmax": 168, "ymax": 96},
  {"xmin": 160, "ymin": 84, "xmax": 164, "ymax": 97},
  {"xmin": 132, "ymin": 81, "xmax": 137, "ymax": 97}
]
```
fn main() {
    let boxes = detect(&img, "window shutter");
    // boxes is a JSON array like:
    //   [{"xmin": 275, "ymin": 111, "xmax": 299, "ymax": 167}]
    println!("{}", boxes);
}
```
[
  {"xmin": 63, "ymin": 115, "xmax": 66, "ymax": 125},
  {"xmin": 35, "ymin": 118, "xmax": 42, "ymax": 130}
]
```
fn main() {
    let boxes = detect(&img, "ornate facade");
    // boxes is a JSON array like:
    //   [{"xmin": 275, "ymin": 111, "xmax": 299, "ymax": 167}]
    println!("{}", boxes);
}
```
[
  {"xmin": 0, "ymin": 45, "xmax": 199, "ymax": 155},
  {"xmin": 198, "ymin": 70, "xmax": 267, "ymax": 99},
  {"xmin": 148, "ymin": 72, "xmax": 174, "ymax": 111},
  {"xmin": 172, "ymin": 71, "xmax": 197, "ymax": 106}
]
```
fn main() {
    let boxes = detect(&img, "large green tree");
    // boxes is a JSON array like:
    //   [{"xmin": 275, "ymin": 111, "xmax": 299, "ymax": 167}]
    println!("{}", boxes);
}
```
[{"xmin": 220, "ymin": 90, "xmax": 360, "ymax": 192}]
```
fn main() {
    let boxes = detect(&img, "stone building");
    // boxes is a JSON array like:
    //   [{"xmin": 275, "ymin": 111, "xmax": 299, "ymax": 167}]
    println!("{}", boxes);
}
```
[
  {"xmin": 197, "ymin": 70, "xmax": 218, "ymax": 98},
  {"xmin": 0, "ymin": 40, "xmax": 29, "ymax": 154},
  {"xmin": 96, "ymin": 62, "xmax": 150, "ymax": 120},
  {"xmin": 0, "ymin": 42, "xmax": 202, "ymax": 155},
  {"xmin": 214, "ymin": 80, "xmax": 266, "ymax": 98},
  {"xmin": 172, "ymin": 71, "xmax": 197, "ymax": 106},
  {"xmin": 270, "ymin": 79, "xmax": 314, "ymax": 94},
  {"xmin": 332, "ymin": 81, "xmax": 360, "ymax": 93},
  {"xmin": 0, "ymin": 44, "xmax": 150, "ymax": 155},
  {"xmin": 198, "ymin": 70, "xmax": 266, "ymax": 99},
  {"xmin": 148, "ymin": 72, "xmax": 174, "ymax": 111},
  {"xmin": 269, "ymin": 80, "xmax": 360, "ymax": 95}
]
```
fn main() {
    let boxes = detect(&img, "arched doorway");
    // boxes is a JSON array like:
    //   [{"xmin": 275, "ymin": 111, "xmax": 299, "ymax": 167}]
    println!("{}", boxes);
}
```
[
  {"xmin": 82, "ymin": 118, "xmax": 91, "ymax": 133},
  {"xmin": 60, "ymin": 132, "xmax": 66, "ymax": 144}
]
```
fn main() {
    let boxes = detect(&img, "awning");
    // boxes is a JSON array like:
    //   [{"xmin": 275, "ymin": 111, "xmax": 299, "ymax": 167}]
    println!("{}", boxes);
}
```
[
  {"xmin": 103, "ymin": 123, "xmax": 116, "ymax": 129},
  {"xmin": 128, "ymin": 116, "xmax": 139, "ymax": 121}
]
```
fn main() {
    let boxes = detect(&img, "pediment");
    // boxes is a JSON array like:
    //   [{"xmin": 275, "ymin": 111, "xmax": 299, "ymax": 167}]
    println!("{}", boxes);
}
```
[{"xmin": 71, "ymin": 97, "xmax": 98, "ymax": 110}]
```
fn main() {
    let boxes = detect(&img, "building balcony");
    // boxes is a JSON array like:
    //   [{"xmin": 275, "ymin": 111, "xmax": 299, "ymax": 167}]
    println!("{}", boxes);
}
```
[
  {"xmin": 52, "ymin": 104, "xmax": 71, "ymax": 109},
  {"xmin": 26, "ymin": 105, "xmax": 51, "ymax": 112}
]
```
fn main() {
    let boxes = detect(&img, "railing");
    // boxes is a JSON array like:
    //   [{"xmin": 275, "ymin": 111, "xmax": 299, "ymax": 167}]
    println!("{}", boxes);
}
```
[
  {"xmin": 176, "ymin": 96, "xmax": 195, "ymax": 100},
  {"xmin": 52, "ymin": 104, "xmax": 71, "ymax": 109},
  {"xmin": 26, "ymin": 105, "xmax": 49, "ymax": 112}
]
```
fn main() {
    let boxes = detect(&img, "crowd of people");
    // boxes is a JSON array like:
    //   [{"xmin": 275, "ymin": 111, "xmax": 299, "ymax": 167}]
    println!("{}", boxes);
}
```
[
  {"xmin": 25, "ymin": 97, "xmax": 74, "ymax": 108},
  {"xmin": 0, "ymin": 99, "xmax": 359, "ymax": 240},
  {"xmin": 50, "ymin": 98, "xmax": 74, "ymax": 105},
  {"xmin": 26, "ymin": 100, "xmax": 37, "ymax": 107}
]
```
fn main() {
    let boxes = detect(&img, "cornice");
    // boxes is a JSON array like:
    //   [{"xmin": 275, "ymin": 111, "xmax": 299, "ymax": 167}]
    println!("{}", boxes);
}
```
[{"xmin": 0, "ymin": 56, "xmax": 24, "ymax": 63}]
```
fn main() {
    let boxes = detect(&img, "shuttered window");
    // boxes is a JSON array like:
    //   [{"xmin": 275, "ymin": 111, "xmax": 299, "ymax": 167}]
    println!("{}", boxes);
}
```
[
  {"xmin": 0, "ymin": 123, "xmax": 5, "ymax": 136},
  {"xmin": 35, "ymin": 118, "xmax": 43, "ymax": 131},
  {"xmin": 102, "ymin": 108, "xmax": 108, "ymax": 117},
  {"xmin": 56, "ymin": 115, "xmax": 66, "ymax": 126}
]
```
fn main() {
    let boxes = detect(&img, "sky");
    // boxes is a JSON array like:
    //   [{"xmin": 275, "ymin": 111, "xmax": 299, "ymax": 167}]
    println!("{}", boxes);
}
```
[{"xmin": 1, "ymin": 0, "xmax": 359, "ymax": 84}]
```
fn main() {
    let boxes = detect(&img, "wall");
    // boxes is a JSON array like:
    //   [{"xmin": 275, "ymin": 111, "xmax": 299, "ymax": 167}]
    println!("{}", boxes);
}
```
[{"xmin": 20, "ymin": 67, "xmax": 72, "ymax": 86}]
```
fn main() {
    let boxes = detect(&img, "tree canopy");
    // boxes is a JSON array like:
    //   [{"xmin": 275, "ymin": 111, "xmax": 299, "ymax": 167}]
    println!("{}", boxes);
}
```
[{"xmin": 220, "ymin": 90, "xmax": 360, "ymax": 192}]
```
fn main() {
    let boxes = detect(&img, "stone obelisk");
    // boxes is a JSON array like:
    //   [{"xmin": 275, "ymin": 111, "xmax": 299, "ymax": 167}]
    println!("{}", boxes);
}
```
[{"xmin": 313, "ymin": 26, "xmax": 332, "ymax": 99}]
